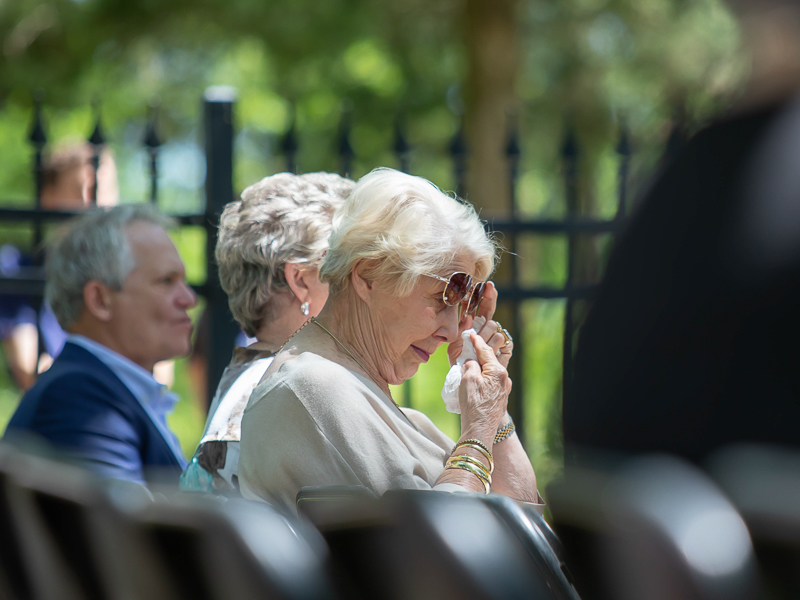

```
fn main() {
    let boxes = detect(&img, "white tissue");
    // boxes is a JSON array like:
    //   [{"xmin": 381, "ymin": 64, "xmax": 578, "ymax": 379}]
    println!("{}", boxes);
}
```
[{"xmin": 441, "ymin": 316, "xmax": 486, "ymax": 414}]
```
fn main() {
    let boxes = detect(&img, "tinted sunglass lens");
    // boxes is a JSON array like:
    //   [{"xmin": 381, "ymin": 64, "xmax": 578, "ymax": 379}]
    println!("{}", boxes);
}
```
[
  {"xmin": 466, "ymin": 281, "xmax": 486, "ymax": 315},
  {"xmin": 444, "ymin": 272, "xmax": 471, "ymax": 305}
]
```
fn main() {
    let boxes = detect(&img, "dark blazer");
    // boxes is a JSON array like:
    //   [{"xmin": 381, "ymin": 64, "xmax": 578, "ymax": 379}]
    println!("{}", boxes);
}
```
[{"xmin": 4, "ymin": 342, "xmax": 185, "ymax": 483}]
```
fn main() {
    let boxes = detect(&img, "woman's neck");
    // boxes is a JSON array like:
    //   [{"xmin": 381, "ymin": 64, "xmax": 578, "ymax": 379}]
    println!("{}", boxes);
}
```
[
  {"xmin": 252, "ymin": 291, "xmax": 309, "ymax": 351},
  {"xmin": 315, "ymin": 292, "xmax": 394, "ymax": 398}
]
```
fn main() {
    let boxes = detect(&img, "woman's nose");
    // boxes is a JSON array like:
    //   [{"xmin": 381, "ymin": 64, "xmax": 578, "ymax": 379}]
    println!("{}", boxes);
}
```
[{"xmin": 440, "ymin": 304, "xmax": 461, "ymax": 343}]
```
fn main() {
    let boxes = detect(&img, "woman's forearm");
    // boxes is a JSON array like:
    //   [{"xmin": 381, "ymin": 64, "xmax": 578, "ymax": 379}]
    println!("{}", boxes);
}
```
[{"xmin": 491, "ymin": 431, "xmax": 540, "ymax": 503}]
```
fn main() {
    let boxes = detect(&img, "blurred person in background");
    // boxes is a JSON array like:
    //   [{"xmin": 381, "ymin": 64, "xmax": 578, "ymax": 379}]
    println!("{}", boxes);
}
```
[
  {"xmin": 565, "ymin": 0, "xmax": 800, "ymax": 465},
  {"xmin": 4, "ymin": 205, "xmax": 195, "ymax": 484},
  {"xmin": 238, "ymin": 168, "xmax": 542, "ymax": 512},
  {"xmin": 181, "ymin": 172, "xmax": 354, "ymax": 494},
  {"xmin": 0, "ymin": 142, "xmax": 118, "ymax": 390}
]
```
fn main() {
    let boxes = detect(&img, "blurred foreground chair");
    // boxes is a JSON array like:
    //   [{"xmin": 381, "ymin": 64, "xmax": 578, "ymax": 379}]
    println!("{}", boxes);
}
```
[
  {"xmin": 136, "ymin": 493, "xmax": 338, "ymax": 600},
  {"xmin": 0, "ymin": 440, "xmax": 340, "ymax": 600},
  {"xmin": 547, "ymin": 454, "xmax": 764, "ymax": 600},
  {"xmin": 481, "ymin": 494, "xmax": 581, "ymax": 600},
  {"xmin": 0, "ymin": 442, "xmax": 105, "ymax": 600},
  {"xmin": 709, "ymin": 444, "xmax": 800, "ymax": 600},
  {"xmin": 297, "ymin": 486, "xmax": 574, "ymax": 600},
  {"xmin": 0, "ymin": 443, "xmax": 39, "ymax": 600}
]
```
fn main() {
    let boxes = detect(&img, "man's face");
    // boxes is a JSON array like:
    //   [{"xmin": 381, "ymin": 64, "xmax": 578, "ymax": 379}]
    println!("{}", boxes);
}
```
[{"xmin": 107, "ymin": 221, "xmax": 196, "ymax": 371}]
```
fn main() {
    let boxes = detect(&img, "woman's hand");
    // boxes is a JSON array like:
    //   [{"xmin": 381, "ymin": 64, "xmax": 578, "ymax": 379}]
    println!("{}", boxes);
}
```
[
  {"xmin": 447, "ymin": 282, "xmax": 514, "ymax": 369},
  {"xmin": 458, "ymin": 332, "xmax": 512, "ymax": 440}
]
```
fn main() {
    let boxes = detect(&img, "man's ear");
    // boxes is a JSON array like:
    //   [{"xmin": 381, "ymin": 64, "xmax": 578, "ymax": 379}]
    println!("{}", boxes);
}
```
[{"xmin": 82, "ymin": 281, "xmax": 114, "ymax": 322}]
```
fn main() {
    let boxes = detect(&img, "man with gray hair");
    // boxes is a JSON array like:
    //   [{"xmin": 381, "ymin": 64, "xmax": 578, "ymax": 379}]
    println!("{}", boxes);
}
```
[{"xmin": 4, "ymin": 204, "xmax": 196, "ymax": 484}]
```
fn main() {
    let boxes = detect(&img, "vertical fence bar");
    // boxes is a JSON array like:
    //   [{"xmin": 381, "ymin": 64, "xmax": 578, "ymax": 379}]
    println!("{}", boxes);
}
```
[
  {"xmin": 282, "ymin": 109, "xmax": 298, "ymax": 175},
  {"xmin": 505, "ymin": 112, "xmax": 524, "ymax": 441},
  {"xmin": 29, "ymin": 94, "xmax": 47, "ymax": 250},
  {"xmin": 561, "ymin": 127, "xmax": 579, "ymax": 407},
  {"xmin": 393, "ymin": 116, "xmax": 410, "ymax": 174},
  {"xmin": 450, "ymin": 117, "xmax": 468, "ymax": 199},
  {"xmin": 87, "ymin": 101, "xmax": 104, "ymax": 207},
  {"xmin": 143, "ymin": 103, "xmax": 161, "ymax": 205},
  {"xmin": 394, "ymin": 115, "xmax": 412, "ymax": 407},
  {"xmin": 337, "ymin": 106, "xmax": 354, "ymax": 178},
  {"xmin": 204, "ymin": 86, "xmax": 241, "ymax": 408},
  {"xmin": 616, "ymin": 122, "xmax": 631, "ymax": 220}
]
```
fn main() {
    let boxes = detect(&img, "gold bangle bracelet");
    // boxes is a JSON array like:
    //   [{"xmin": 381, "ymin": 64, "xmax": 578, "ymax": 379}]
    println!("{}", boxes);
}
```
[
  {"xmin": 453, "ymin": 442, "xmax": 494, "ymax": 473},
  {"xmin": 447, "ymin": 454, "xmax": 491, "ymax": 479},
  {"xmin": 445, "ymin": 460, "xmax": 492, "ymax": 493}
]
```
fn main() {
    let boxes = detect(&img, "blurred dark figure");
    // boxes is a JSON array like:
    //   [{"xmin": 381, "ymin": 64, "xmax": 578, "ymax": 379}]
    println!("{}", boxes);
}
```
[
  {"xmin": 565, "ymin": 0, "xmax": 800, "ymax": 464},
  {"xmin": 0, "ymin": 142, "xmax": 118, "ymax": 390}
]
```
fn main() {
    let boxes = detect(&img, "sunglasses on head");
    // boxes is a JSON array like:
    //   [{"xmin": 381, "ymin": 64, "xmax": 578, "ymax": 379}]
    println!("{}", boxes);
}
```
[{"xmin": 424, "ymin": 271, "xmax": 487, "ymax": 317}]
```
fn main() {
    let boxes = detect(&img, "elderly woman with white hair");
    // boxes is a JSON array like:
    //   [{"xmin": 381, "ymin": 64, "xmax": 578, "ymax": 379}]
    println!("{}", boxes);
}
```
[
  {"xmin": 181, "ymin": 172, "xmax": 354, "ymax": 494},
  {"xmin": 238, "ymin": 167, "xmax": 541, "ymax": 509}
]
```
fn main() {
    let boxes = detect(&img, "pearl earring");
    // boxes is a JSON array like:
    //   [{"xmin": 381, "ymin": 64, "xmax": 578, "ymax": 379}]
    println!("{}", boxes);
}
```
[{"xmin": 301, "ymin": 301, "xmax": 310, "ymax": 316}]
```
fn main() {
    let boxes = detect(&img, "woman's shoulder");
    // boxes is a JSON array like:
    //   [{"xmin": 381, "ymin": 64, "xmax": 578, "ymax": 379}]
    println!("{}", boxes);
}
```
[
  {"xmin": 278, "ymin": 352, "xmax": 361, "ymax": 386},
  {"xmin": 247, "ymin": 352, "xmax": 369, "ymax": 408}
]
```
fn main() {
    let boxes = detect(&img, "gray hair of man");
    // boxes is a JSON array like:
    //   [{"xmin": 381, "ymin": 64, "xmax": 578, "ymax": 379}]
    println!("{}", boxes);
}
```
[
  {"xmin": 216, "ymin": 171, "xmax": 355, "ymax": 337},
  {"xmin": 320, "ymin": 167, "xmax": 498, "ymax": 299},
  {"xmin": 45, "ymin": 204, "xmax": 176, "ymax": 330}
]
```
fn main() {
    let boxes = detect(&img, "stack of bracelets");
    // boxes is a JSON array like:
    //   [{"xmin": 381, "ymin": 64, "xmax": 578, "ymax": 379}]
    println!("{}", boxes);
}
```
[
  {"xmin": 445, "ymin": 438, "xmax": 494, "ymax": 493},
  {"xmin": 445, "ymin": 417, "xmax": 515, "ymax": 494}
]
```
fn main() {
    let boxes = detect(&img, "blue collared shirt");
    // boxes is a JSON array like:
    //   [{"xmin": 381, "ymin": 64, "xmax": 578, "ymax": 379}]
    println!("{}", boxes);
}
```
[{"xmin": 67, "ymin": 334, "xmax": 187, "ymax": 467}]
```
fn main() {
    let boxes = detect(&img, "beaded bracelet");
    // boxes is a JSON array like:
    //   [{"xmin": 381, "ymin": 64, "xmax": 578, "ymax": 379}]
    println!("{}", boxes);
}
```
[{"xmin": 494, "ymin": 417, "xmax": 516, "ymax": 444}]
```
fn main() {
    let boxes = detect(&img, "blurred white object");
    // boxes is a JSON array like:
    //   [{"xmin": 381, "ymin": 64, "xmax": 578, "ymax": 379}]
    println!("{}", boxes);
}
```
[{"xmin": 441, "ymin": 316, "xmax": 486, "ymax": 414}]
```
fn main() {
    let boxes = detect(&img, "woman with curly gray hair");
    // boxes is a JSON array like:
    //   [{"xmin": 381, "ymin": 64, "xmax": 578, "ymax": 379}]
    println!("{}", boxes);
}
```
[
  {"xmin": 181, "ymin": 171, "xmax": 354, "ymax": 494},
  {"xmin": 239, "ymin": 168, "xmax": 542, "ymax": 511}
]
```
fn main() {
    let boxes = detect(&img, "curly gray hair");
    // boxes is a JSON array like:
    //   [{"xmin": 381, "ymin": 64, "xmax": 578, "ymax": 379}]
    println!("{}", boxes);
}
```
[
  {"xmin": 216, "ymin": 172, "xmax": 354, "ymax": 337},
  {"xmin": 45, "ymin": 204, "xmax": 176, "ymax": 329}
]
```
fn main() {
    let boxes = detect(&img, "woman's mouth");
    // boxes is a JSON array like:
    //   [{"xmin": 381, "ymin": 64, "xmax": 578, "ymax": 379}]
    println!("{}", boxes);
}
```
[{"xmin": 412, "ymin": 345, "xmax": 431, "ymax": 362}]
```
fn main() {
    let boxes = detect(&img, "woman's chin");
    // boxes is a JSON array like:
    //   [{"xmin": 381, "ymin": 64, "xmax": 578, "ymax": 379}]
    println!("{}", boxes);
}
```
[{"xmin": 389, "ymin": 366, "xmax": 421, "ymax": 386}]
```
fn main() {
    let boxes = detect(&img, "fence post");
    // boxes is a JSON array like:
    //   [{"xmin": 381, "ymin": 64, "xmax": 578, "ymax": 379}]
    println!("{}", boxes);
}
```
[
  {"xmin": 450, "ymin": 117, "xmax": 468, "ymax": 199},
  {"xmin": 143, "ymin": 103, "xmax": 161, "ymax": 204},
  {"xmin": 393, "ymin": 116, "xmax": 410, "ymax": 174},
  {"xmin": 505, "ymin": 112, "xmax": 524, "ymax": 441},
  {"xmin": 87, "ymin": 101, "xmax": 104, "ymax": 207},
  {"xmin": 282, "ymin": 105, "xmax": 298, "ymax": 174},
  {"xmin": 561, "ymin": 126, "xmax": 579, "ymax": 407},
  {"xmin": 337, "ymin": 105, "xmax": 354, "ymax": 178},
  {"xmin": 203, "ymin": 86, "xmax": 241, "ymax": 408},
  {"xmin": 28, "ymin": 94, "xmax": 46, "ymax": 250}
]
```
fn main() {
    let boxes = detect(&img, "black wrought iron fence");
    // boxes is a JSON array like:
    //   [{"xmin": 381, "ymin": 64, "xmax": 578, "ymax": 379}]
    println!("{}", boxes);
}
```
[{"xmin": 0, "ymin": 87, "xmax": 677, "ymax": 444}]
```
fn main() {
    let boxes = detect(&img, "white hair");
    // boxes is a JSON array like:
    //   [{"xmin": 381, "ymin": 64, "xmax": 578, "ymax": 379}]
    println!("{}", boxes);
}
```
[
  {"xmin": 45, "ymin": 204, "xmax": 176, "ymax": 329},
  {"xmin": 319, "ymin": 168, "xmax": 498, "ymax": 297},
  {"xmin": 215, "ymin": 172, "xmax": 354, "ymax": 336}
]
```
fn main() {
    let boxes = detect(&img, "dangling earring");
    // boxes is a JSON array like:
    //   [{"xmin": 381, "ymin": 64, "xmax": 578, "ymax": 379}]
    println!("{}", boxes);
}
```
[{"xmin": 301, "ymin": 301, "xmax": 310, "ymax": 316}]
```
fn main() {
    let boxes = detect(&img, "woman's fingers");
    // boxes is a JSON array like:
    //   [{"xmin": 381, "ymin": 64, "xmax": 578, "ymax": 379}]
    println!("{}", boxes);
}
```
[
  {"xmin": 496, "ymin": 338, "xmax": 513, "ymax": 368},
  {"xmin": 470, "ymin": 331, "xmax": 500, "ymax": 367},
  {"xmin": 476, "ymin": 281, "xmax": 498, "ymax": 323}
]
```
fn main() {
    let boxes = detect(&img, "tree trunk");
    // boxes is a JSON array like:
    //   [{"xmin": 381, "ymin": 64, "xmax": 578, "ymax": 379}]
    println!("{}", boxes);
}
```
[{"xmin": 463, "ymin": 0, "xmax": 519, "ymax": 219}]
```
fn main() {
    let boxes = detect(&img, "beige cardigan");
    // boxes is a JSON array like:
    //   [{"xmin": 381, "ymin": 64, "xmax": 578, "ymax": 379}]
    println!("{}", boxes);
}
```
[{"xmin": 238, "ymin": 352, "xmax": 467, "ymax": 510}]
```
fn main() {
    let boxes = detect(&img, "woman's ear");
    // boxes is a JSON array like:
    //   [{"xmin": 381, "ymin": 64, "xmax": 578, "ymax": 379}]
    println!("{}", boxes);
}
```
[
  {"xmin": 285, "ymin": 263, "xmax": 313, "ymax": 304},
  {"xmin": 350, "ymin": 260, "xmax": 378, "ymax": 303},
  {"xmin": 82, "ymin": 281, "xmax": 114, "ymax": 322}
]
